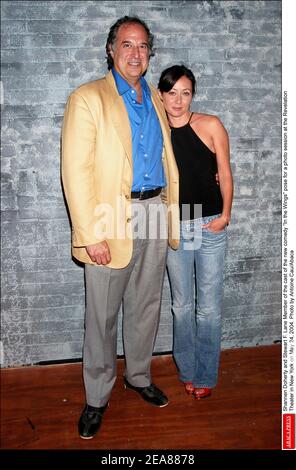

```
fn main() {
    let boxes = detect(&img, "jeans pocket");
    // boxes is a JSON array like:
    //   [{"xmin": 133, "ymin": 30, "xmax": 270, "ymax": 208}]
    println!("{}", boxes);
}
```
[{"xmin": 205, "ymin": 226, "xmax": 226, "ymax": 234}]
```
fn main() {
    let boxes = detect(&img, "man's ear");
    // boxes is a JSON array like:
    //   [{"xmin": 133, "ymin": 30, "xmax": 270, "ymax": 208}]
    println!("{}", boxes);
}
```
[{"xmin": 108, "ymin": 46, "xmax": 114, "ymax": 58}]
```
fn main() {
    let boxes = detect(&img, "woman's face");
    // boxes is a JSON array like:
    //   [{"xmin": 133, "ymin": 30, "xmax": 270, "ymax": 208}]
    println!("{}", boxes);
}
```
[{"xmin": 160, "ymin": 75, "xmax": 193, "ymax": 119}]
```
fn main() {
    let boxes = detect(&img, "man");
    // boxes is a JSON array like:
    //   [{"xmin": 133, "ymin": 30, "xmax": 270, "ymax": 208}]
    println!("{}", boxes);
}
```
[{"xmin": 62, "ymin": 16, "xmax": 179, "ymax": 439}]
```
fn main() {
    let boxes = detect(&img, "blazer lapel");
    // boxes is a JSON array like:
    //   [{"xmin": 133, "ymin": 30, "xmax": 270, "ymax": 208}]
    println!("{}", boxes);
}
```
[
  {"xmin": 150, "ymin": 86, "xmax": 171, "ymax": 144},
  {"xmin": 106, "ymin": 72, "xmax": 133, "ymax": 168}
]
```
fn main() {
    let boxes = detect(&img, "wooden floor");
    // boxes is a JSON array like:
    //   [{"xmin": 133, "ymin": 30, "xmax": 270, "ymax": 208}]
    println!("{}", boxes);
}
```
[{"xmin": 1, "ymin": 345, "xmax": 281, "ymax": 450}]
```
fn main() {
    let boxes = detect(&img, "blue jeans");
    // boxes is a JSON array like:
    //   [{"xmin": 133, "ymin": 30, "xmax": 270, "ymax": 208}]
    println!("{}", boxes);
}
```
[{"xmin": 166, "ymin": 214, "xmax": 227, "ymax": 388}]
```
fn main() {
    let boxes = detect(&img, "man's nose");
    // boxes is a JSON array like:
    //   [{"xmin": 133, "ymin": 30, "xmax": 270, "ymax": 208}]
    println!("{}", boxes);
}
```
[{"xmin": 132, "ymin": 46, "xmax": 140, "ymax": 57}]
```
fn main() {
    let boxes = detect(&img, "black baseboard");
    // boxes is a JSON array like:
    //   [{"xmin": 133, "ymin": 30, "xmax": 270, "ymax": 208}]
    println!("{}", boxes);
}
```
[{"xmin": 35, "ymin": 350, "xmax": 173, "ymax": 366}]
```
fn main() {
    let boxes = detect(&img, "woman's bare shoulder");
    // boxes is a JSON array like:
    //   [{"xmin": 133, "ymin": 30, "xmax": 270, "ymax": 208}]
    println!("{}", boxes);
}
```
[{"xmin": 191, "ymin": 113, "xmax": 228, "ymax": 140}]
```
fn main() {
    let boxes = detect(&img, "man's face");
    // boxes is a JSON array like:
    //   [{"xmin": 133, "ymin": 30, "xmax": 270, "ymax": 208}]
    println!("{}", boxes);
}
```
[{"xmin": 110, "ymin": 23, "xmax": 150, "ymax": 85}]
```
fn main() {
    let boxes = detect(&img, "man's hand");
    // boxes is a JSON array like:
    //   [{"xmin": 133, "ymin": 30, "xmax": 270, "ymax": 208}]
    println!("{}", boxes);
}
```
[{"xmin": 86, "ymin": 241, "xmax": 111, "ymax": 265}]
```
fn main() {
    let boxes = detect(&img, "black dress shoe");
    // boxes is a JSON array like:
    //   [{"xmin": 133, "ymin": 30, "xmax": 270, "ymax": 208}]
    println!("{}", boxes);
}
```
[
  {"xmin": 124, "ymin": 378, "xmax": 168, "ymax": 407},
  {"xmin": 78, "ymin": 403, "xmax": 108, "ymax": 439}
]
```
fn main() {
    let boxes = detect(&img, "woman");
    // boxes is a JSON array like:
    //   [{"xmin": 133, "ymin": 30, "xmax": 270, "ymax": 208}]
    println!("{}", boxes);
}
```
[{"xmin": 158, "ymin": 65, "xmax": 233, "ymax": 399}]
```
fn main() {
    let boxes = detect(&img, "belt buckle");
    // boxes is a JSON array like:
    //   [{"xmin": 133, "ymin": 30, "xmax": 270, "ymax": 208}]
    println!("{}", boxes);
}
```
[{"xmin": 139, "ymin": 190, "xmax": 146, "ymax": 200}]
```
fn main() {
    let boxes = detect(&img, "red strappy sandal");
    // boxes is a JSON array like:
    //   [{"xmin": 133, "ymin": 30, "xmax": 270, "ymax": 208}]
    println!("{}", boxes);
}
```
[{"xmin": 193, "ymin": 387, "xmax": 212, "ymax": 399}]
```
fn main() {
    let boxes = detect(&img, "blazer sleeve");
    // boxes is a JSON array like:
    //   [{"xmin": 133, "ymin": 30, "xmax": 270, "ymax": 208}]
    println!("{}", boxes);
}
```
[{"xmin": 61, "ymin": 92, "xmax": 103, "ymax": 247}]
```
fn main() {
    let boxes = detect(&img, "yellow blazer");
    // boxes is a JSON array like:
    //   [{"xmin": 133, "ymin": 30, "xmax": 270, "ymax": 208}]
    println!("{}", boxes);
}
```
[{"xmin": 62, "ymin": 71, "xmax": 179, "ymax": 268}]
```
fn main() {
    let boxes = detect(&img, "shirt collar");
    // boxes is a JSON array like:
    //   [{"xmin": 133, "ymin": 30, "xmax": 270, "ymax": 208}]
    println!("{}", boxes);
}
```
[{"xmin": 112, "ymin": 68, "xmax": 150, "ymax": 97}]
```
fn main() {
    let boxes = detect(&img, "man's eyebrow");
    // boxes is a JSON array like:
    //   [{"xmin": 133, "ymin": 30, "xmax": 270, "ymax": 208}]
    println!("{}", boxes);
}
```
[{"xmin": 121, "ymin": 40, "xmax": 149, "ymax": 46}]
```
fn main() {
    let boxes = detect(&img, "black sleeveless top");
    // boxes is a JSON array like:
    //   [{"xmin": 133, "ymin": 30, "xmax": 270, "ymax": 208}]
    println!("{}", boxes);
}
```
[{"xmin": 171, "ymin": 113, "xmax": 223, "ymax": 220}]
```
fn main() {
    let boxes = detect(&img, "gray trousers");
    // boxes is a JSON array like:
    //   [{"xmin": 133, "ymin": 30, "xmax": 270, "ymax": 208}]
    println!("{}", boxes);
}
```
[{"xmin": 83, "ymin": 195, "xmax": 168, "ymax": 407}]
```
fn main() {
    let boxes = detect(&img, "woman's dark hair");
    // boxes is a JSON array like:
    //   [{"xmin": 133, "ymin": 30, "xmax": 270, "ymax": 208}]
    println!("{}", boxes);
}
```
[
  {"xmin": 158, "ymin": 64, "xmax": 196, "ymax": 96},
  {"xmin": 105, "ymin": 16, "xmax": 155, "ymax": 70}
]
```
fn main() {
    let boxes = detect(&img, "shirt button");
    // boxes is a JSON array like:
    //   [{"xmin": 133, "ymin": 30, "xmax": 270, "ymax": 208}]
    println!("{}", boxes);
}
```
[
  {"xmin": 144, "ymin": 153, "xmax": 148, "ymax": 158},
  {"xmin": 127, "ymin": 218, "xmax": 131, "ymax": 223},
  {"xmin": 125, "ymin": 194, "xmax": 129, "ymax": 199},
  {"xmin": 132, "ymin": 100, "xmax": 136, "ymax": 104},
  {"xmin": 131, "ymin": 90, "xmax": 135, "ymax": 94},
  {"xmin": 140, "ymin": 134, "xmax": 144, "ymax": 139}
]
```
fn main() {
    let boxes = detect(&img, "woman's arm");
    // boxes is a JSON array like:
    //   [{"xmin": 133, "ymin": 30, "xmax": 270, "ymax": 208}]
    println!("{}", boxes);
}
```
[{"xmin": 203, "ymin": 116, "xmax": 233, "ymax": 232}]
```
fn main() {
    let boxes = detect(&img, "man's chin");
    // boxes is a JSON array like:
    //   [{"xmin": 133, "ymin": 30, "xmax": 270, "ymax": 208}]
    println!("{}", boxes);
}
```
[
  {"xmin": 128, "ymin": 66, "xmax": 142, "ymax": 73},
  {"xmin": 127, "ymin": 71, "xmax": 145, "ymax": 80}
]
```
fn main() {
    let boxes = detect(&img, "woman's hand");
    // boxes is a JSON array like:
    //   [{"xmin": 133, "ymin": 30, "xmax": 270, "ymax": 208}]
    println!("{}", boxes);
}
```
[{"xmin": 202, "ymin": 215, "xmax": 229, "ymax": 233}]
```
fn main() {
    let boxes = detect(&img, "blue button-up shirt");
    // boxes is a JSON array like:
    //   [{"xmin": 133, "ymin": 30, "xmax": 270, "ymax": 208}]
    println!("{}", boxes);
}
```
[{"xmin": 112, "ymin": 69, "xmax": 166, "ymax": 192}]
